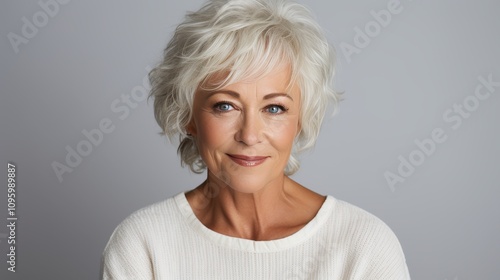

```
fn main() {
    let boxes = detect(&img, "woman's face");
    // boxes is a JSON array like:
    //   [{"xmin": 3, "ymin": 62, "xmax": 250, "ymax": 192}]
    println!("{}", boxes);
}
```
[{"xmin": 187, "ymin": 65, "xmax": 301, "ymax": 193}]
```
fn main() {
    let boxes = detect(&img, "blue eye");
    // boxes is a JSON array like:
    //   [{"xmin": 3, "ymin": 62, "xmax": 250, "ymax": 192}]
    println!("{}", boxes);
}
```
[
  {"xmin": 214, "ymin": 102, "xmax": 234, "ymax": 112},
  {"xmin": 266, "ymin": 105, "xmax": 285, "ymax": 114}
]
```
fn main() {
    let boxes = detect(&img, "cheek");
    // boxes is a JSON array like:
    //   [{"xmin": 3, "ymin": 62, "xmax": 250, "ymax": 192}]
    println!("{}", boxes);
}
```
[
  {"xmin": 265, "ymin": 117, "xmax": 299, "ymax": 152},
  {"xmin": 195, "ymin": 114, "xmax": 235, "ymax": 153}
]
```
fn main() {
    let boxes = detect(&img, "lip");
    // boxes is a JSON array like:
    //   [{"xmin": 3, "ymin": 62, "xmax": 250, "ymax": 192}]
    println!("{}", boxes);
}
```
[{"xmin": 227, "ymin": 154, "xmax": 268, "ymax": 167}]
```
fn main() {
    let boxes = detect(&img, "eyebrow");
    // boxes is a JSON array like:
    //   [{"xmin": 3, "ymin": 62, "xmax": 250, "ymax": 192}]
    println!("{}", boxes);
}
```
[{"xmin": 207, "ymin": 90, "xmax": 294, "ymax": 101}]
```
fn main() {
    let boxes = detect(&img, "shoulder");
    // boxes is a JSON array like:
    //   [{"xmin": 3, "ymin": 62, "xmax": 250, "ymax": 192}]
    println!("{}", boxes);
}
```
[
  {"xmin": 116, "ymin": 195, "xmax": 178, "ymax": 230},
  {"xmin": 329, "ymin": 197, "xmax": 395, "ymax": 235},
  {"xmin": 328, "ymin": 197, "xmax": 404, "ymax": 256},
  {"xmin": 104, "ymin": 193, "xmax": 184, "ymax": 249},
  {"xmin": 326, "ymin": 197, "xmax": 411, "ymax": 279}
]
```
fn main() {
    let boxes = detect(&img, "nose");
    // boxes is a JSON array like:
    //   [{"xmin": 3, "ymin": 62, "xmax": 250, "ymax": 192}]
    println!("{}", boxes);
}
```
[{"xmin": 234, "ymin": 111, "xmax": 263, "ymax": 146}]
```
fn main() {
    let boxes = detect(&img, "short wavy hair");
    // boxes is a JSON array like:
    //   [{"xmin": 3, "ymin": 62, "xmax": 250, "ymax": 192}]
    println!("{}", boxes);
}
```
[{"xmin": 149, "ymin": 0, "xmax": 341, "ymax": 175}]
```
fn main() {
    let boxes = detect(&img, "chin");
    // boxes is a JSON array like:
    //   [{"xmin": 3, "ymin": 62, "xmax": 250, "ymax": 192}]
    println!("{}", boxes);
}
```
[{"xmin": 216, "ymin": 169, "xmax": 282, "ymax": 194}]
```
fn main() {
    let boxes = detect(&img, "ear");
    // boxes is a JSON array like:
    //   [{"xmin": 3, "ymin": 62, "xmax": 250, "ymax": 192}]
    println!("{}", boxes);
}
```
[
  {"xmin": 295, "ymin": 119, "xmax": 302, "ymax": 137},
  {"xmin": 185, "ymin": 118, "xmax": 197, "ymax": 136}
]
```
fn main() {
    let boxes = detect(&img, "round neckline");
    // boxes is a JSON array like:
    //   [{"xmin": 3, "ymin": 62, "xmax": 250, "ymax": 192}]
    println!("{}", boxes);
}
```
[{"xmin": 174, "ymin": 191, "xmax": 336, "ymax": 253}]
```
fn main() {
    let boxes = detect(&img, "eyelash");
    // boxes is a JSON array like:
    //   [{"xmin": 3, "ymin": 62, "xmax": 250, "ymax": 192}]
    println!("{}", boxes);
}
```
[
  {"xmin": 213, "ymin": 101, "xmax": 289, "ymax": 114},
  {"xmin": 265, "ymin": 104, "xmax": 288, "ymax": 114},
  {"xmin": 213, "ymin": 102, "xmax": 234, "ymax": 112}
]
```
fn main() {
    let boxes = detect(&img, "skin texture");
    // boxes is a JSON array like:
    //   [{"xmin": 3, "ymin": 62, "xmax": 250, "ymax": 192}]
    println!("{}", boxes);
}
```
[{"xmin": 185, "ymin": 65, "xmax": 326, "ymax": 241}]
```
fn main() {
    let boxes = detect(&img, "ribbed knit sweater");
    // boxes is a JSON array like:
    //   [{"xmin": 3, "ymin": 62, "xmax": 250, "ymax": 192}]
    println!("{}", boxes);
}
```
[{"xmin": 100, "ymin": 192, "xmax": 411, "ymax": 279}]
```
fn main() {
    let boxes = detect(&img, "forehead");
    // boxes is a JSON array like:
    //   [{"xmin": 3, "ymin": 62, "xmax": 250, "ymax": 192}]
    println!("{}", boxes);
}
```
[{"xmin": 200, "ymin": 64, "xmax": 299, "ymax": 95}]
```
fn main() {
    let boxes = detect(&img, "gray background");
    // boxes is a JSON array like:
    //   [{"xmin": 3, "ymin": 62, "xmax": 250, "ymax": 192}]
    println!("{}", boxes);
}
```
[{"xmin": 1, "ymin": 0, "xmax": 499, "ymax": 279}]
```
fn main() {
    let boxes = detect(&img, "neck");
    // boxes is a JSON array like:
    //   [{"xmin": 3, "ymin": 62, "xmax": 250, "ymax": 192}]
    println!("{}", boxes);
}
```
[{"xmin": 187, "ymin": 172, "xmax": 323, "ymax": 241}]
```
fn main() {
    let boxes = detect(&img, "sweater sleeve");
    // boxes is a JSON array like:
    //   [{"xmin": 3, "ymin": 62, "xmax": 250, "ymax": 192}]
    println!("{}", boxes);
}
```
[
  {"xmin": 100, "ymin": 213, "xmax": 153, "ymax": 280},
  {"xmin": 349, "ymin": 215, "xmax": 411, "ymax": 280},
  {"xmin": 332, "ymin": 199, "xmax": 411, "ymax": 280}
]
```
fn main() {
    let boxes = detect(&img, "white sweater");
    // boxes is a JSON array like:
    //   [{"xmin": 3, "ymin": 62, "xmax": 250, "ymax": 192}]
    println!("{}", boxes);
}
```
[{"xmin": 100, "ymin": 192, "xmax": 411, "ymax": 279}]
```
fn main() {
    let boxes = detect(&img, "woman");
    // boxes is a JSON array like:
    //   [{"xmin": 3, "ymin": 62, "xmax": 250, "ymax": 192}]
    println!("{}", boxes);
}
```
[{"xmin": 101, "ymin": 0, "xmax": 411, "ymax": 279}]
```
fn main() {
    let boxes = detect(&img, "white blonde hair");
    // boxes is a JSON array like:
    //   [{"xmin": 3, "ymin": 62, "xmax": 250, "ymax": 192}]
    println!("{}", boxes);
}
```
[{"xmin": 149, "ymin": 0, "xmax": 341, "ymax": 175}]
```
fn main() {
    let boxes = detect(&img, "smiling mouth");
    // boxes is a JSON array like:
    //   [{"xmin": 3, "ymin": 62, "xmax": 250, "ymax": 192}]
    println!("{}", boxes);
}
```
[{"xmin": 227, "ymin": 154, "xmax": 268, "ymax": 167}]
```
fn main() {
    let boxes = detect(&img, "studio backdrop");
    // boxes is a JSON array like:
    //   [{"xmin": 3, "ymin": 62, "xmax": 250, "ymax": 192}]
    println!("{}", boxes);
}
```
[{"xmin": 1, "ymin": 0, "xmax": 499, "ymax": 279}]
